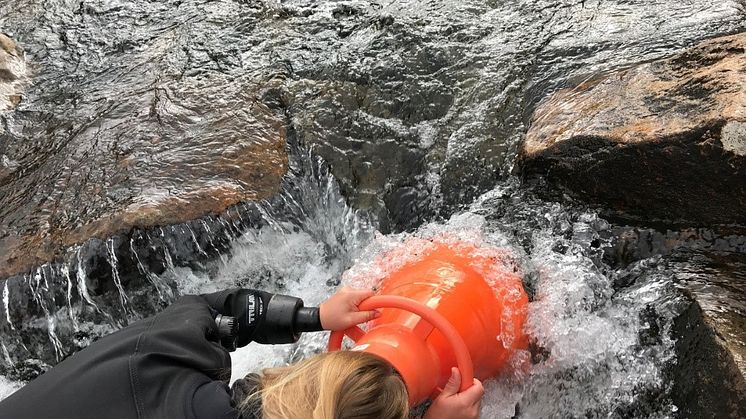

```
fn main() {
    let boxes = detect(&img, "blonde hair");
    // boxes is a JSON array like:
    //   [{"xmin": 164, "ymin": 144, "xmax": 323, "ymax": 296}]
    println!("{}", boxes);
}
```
[{"xmin": 242, "ymin": 351, "xmax": 408, "ymax": 419}]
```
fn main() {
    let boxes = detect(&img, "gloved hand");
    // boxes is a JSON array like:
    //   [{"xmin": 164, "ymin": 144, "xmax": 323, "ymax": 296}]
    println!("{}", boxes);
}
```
[
  {"xmin": 201, "ymin": 286, "xmax": 380, "ymax": 349},
  {"xmin": 201, "ymin": 288, "xmax": 317, "ymax": 347}
]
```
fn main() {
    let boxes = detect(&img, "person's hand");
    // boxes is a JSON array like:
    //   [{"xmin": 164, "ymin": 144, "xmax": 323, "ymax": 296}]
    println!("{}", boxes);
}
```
[
  {"xmin": 319, "ymin": 286, "xmax": 380, "ymax": 331},
  {"xmin": 423, "ymin": 368, "xmax": 485, "ymax": 419}
]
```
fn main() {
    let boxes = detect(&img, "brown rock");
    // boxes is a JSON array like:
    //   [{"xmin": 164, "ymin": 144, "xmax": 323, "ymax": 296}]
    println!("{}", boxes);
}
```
[
  {"xmin": 0, "ymin": 33, "xmax": 16, "ymax": 56},
  {"xmin": 0, "ymin": 33, "xmax": 26, "ymax": 111},
  {"xmin": 0, "ymin": 80, "xmax": 288, "ymax": 279},
  {"xmin": 519, "ymin": 33, "xmax": 746, "ymax": 225}
]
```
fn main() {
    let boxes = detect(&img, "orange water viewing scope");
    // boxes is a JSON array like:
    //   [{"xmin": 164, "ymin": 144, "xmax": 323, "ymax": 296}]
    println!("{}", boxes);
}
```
[{"xmin": 328, "ymin": 241, "xmax": 529, "ymax": 406}]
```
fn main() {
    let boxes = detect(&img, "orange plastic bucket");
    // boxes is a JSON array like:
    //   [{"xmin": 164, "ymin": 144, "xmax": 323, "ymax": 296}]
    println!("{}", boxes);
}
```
[{"xmin": 328, "ymin": 241, "xmax": 529, "ymax": 405}]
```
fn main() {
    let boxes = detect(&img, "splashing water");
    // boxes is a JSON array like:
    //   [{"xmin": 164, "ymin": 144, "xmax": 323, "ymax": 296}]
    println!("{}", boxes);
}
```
[
  {"xmin": 162, "ymin": 177, "xmax": 693, "ymax": 416},
  {"xmin": 341, "ymin": 197, "xmax": 682, "ymax": 418},
  {"xmin": 0, "ymin": 376, "xmax": 22, "ymax": 402},
  {"xmin": 0, "ymin": 151, "xmax": 686, "ymax": 418},
  {"xmin": 0, "ymin": 146, "xmax": 686, "ymax": 418},
  {"xmin": 166, "ymin": 153, "xmax": 378, "ymax": 382}
]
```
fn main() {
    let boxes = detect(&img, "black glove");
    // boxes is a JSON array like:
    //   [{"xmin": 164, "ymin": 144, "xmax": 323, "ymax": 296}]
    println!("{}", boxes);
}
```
[{"xmin": 201, "ymin": 288, "xmax": 323, "ymax": 349}]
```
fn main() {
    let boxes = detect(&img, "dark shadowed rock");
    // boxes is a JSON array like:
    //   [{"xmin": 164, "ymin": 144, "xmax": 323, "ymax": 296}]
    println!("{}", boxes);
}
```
[
  {"xmin": 519, "ymin": 33, "xmax": 746, "ymax": 226},
  {"xmin": 672, "ymin": 294, "xmax": 746, "ymax": 419},
  {"xmin": 603, "ymin": 227, "xmax": 746, "ymax": 401},
  {"xmin": 674, "ymin": 252, "xmax": 746, "ymax": 383}
]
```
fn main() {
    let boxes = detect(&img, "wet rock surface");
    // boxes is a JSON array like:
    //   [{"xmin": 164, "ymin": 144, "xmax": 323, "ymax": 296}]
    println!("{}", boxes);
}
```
[
  {"xmin": 0, "ymin": 3, "xmax": 289, "ymax": 279},
  {"xmin": 1, "ymin": 1, "xmax": 746, "ymax": 416},
  {"xmin": 671, "ymin": 296, "xmax": 746, "ymax": 419},
  {"xmin": 0, "ymin": 33, "xmax": 25, "ymax": 112},
  {"xmin": 603, "ymin": 226, "xmax": 746, "ymax": 417},
  {"xmin": 1, "ymin": 0, "xmax": 744, "ymax": 279},
  {"xmin": 672, "ymin": 252, "xmax": 746, "ymax": 381},
  {"xmin": 519, "ymin": 33, "xmax": 746, "ymax": 226}
]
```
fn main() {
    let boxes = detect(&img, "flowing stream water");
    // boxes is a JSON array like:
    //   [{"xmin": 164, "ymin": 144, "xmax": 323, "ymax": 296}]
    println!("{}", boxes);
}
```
[
  {"xmin": 1, "ymin": 0, "xmax": 746, "ymax": 417},
  {"xmin": 0, "ymin": 150, "xmax": 696, "ymax": 417}
]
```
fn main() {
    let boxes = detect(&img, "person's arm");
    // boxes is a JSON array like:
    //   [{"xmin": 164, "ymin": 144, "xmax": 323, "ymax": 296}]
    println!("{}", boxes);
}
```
[
  {"xmin": 200, "ymin": 286, "xmax": 380, "ymax": 349},
  {"xmin": 188, "ymin": 287, "xmax": 380, "ymax": 419}
]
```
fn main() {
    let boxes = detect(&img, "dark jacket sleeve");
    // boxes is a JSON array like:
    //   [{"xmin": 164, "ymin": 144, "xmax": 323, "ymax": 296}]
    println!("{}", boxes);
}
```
[
  {"xmin": 192, "ymin": 373, "xmax": 262, "ymax": 419},
  {"xmin": 0, "ymin": 294, "xmax": 233, "ymax": 419},
  {"xmin": 0, "ymin": 290, "xmax": 319, "ymax": 419},
  {"xmin": 192, "ymin": 381, "xmax": 240, "ymax": 419}
]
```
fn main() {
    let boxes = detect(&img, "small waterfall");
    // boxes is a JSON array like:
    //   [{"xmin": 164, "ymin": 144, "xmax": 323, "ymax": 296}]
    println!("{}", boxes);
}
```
[
  {"xmin": 61, "ymin": 265, "xmax": 78, "ymax": 333},
  {"xmin": 28, "ymin": 267, "xmax": 65, "ymax": 363},
  {"xmin": 106, "ymin": 238, "xmax": 131, "ymax": 318},
  {"xmin": 129, "ymin": 237, "xmax": 172, "ymax": 302},
  {"xmin": 0, "ymin": 147, "xmax": 373, "ymax": 388},
  {"xmin": 3, "ymin": 281, "xmax": 13, "ymax": 331}
]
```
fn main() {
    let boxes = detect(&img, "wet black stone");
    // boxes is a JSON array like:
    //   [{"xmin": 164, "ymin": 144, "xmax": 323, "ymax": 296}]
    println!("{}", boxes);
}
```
[
  {"xmin": 638, "ymin": 305, "xmax": 662, "ymax": 346},
  {"xmin": 3, "ymin": 359, "xmax": 50, "ymax": 382},
  {"xmin": 670, "ymin": 297, "xmax": 746, "ymax": 419}
]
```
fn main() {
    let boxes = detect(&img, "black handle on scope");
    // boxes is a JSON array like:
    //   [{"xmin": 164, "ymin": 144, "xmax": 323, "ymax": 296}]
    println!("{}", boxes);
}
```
[{"xmin": 212, "ymin": 293, "xmax": 323, "ymax": 351}]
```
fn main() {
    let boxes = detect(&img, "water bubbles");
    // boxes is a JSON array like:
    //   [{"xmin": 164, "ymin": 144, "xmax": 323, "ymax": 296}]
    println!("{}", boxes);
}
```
[{"xmin": 497, "ymin": 205, "xmax": 677, "ymax": 418}]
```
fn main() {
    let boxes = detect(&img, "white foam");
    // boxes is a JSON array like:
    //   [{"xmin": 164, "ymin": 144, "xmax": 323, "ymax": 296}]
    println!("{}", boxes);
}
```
[{"xmin": 0, "ymin": 376, "xmax": 22, "ymax": 401}]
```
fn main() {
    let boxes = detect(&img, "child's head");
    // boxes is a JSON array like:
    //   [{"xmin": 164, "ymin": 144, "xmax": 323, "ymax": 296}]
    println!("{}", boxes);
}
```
[{"xmin": 243, "ymin": 351, "xmax": 408, "ymax": 419}]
